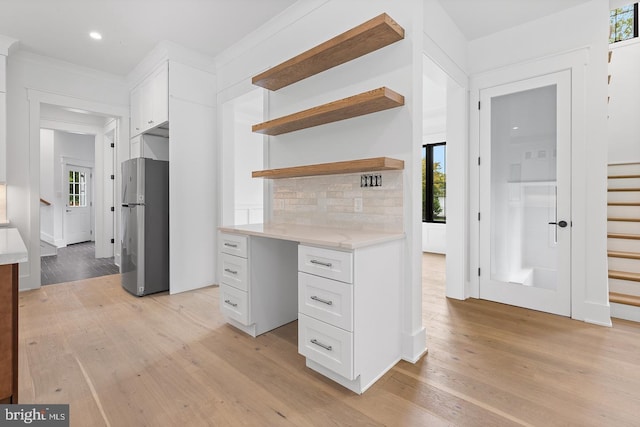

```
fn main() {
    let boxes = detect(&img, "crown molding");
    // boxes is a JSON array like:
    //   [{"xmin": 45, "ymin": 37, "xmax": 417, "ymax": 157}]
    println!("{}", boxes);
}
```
[{"xmin": 0, "ymin": 33, "xmax": 18, "ymax": 56}]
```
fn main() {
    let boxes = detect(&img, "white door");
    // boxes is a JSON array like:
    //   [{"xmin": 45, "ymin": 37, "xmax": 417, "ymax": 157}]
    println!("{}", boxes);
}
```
[
  {"xmin": 65, "ymin": 165, "xmax": 92, "ymax": 245},
  {"xmin": 479, "ymin": 70, "xmax": 571, "ymax": 316}
]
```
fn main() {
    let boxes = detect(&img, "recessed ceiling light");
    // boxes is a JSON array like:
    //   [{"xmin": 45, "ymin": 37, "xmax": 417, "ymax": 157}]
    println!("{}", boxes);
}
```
[
  {"xmin": 512, "ymin": 126, "xmax": 519, "ymax": 130},
  {"xmin": 89, "ymin": 31, "xmax": 102, "ymax": 40}
]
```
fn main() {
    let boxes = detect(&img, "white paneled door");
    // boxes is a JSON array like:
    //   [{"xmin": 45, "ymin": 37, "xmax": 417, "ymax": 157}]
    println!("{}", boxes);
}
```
[
  {"xmin": 479, "ymin": 71, "xmax": 571, "ymax": 316},
  {"xmin": 64, "ymin": 165, "xmax": 92, "ymax": 245}
]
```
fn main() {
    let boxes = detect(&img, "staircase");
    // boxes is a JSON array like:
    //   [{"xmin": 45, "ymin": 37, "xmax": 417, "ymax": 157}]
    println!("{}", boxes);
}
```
[{"xmin": 607, "ymin": 162, "xmax": 640, "ymax": 322}]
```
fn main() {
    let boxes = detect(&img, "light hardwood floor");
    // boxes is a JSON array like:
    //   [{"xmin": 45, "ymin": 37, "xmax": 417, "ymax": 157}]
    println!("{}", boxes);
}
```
[{"xmin": 18, "ymin": 253, "xmax": 640, "ymax": 426}]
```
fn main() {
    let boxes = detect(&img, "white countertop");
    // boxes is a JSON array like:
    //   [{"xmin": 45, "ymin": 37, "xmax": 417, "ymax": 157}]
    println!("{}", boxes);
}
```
[
  {"xmin": 0, "ymin": 228, "xmax": 28, "ymax": 265},
  {"xmin": 218, "ymin": 223, "xmax": 404, "ymax": 250}
]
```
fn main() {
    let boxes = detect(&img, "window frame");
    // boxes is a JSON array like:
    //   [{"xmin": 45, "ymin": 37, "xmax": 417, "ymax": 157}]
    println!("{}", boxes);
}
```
[{"xmin": 423, "ymin": 142, "xmax": 446, "ymax": 224}]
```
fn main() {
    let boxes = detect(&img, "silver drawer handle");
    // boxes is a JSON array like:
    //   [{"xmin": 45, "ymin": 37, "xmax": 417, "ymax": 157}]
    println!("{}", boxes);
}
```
[
  {"xmin": 310, "ymin": 295, "xmax": 333, "ymax": 306},
  {"xmin": 224, "ymin": 299, "xmax": 238, "ymax": 307},
  {"xmin": 224, "ymin": 268, "xmax": 238, "ymax": 275},
  {"xmin": 310, "ymin": 259, "xmax": 332, "ymax": 268},
  {"xmin": 310, "ymin": 339, "xmax": 332, "ymax": 351},
  {"xmin": 224, "ymin": 243, "xmax": 238, "ymax": 248}
]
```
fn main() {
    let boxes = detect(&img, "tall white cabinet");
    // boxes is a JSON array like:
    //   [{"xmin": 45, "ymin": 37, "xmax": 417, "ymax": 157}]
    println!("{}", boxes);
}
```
[
  {"xmin": 0, "ymin": 54, "xmax": 7, "ymax": 183},
  {"xmin": 128, "ymin": 54, "xmax": 216, "ymax": 295}
]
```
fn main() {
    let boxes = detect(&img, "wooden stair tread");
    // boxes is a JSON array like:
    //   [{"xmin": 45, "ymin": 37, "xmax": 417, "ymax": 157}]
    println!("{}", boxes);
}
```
[
  {"xmin": 608, "ymin": 233, "xmax": 640, "ymax": 240},
  {"xmin": 608, "ymin": 270, "xmax": 640, "ymax": 282},
  {"xmin": 609, "ymin": 292, "xmax": 640, "ymax": 307},
  {"xmin": 608, "ymin": 187, "xmax": 640, "ymax": 192},
  {"xmin": 608, "ymin": 202, "xmax": 640, "ymax": 206},
  {"xmin": 608, "ymin": 250, "xmax": 640, "ymax": 260},
  {"xmin": 608, "ymin": 174, "xmax": 640, "ymax": 179},
  {"xmin": 607, "ymin": 217, "xmax": 640, "ymax": 222}
]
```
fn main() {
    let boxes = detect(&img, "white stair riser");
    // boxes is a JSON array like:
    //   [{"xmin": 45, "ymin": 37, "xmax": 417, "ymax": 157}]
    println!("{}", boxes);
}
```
[
  {"xmin": 610, "ymin": 303, "xmax": 640, "ymax": 322},
  {"xmin": 609, "ymin": 278, "xmax": 640, "ymax": 297},
  {"xmin": 607, "ymin": 238, "xmax": 640, "ymax": 252},
  {"xmin": 608, "ymin": 256, "xmax": 640, "ymax": 273},
  {"xmin": 608, "ymin": 205, "xmax": 640, "ymax": 217},
  {"xmin": 608, "ymin": 191, "xmax": 640, "ymax": 203},
  {"xmin": 608, "ymin": 221, "xmax": 640, "ymax": 234},
  {"xmin": 608, "ymin": 178, "xmax": 640, "ymax": 189},
  {"xmin": 608, "ymin": 164, "xmax": 640, "ymax": 175}
]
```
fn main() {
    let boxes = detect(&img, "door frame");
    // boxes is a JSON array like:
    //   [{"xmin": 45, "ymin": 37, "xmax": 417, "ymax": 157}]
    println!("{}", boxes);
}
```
[
  {"xmin": 62, "ymin": 159, "xmax": 94, "ymax": 246},
  {"xmin": 470, "ymin": 48, "xmax": 595, "ymax": 321},
  {"xmin": 477, "ymin": 71, "xmax": 572, "ymax": 316},
  {"xmin": 26, "ymin": 90, "xmax": 128, "ymax": 290}
]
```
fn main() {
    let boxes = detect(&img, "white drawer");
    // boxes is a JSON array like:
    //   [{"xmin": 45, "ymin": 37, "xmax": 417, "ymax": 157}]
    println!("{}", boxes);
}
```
[
  {"xmin": 220, "ymin": 253, "xmax": 248, "ymax": 291},
  {"xmin": 298, "ymin": 272, "xmax": 353, "ymax": 331},
  {"xmin": 298, "ymin": 245, "xmax": 353, "ymax": 283},
  {"xmin": 220, "ymin": 284, "xmax": 250, "ymax": 325},
  {"xmin": 298, "ymin": 314, "xmax": 354, "ymax": 380},
  {"xmin": 219, "ymin": 233, "xmax": 248, "ymax": 258}
]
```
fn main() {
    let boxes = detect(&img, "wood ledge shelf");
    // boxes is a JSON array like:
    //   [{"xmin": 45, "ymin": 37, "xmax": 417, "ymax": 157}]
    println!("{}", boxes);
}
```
[
  {"xmin": 252, "ymin": 87, "xmax": 404, "ymax": 136},
  {"xmin": 252, "ymin": 157, "xmax": 404, "ymax": 179},
  {"xmin": 252, "ymin": 13, "xmax": 404, "ymax": 91}
]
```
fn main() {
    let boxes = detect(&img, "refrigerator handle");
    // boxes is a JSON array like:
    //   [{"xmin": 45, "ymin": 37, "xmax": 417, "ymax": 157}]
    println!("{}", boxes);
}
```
[{"xmin": 122, "ymin": 204, "xmax": 129, "ymax": 208}]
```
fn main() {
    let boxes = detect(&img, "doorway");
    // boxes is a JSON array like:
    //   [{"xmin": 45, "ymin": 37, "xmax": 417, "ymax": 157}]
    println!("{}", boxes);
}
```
[
  {"xmin": 478, "ymin": 71, "xmax": 572, "ymax": 316},
  {"xmin": 64, "ymin": 163, "xmax": 92, "ymax": 245}
]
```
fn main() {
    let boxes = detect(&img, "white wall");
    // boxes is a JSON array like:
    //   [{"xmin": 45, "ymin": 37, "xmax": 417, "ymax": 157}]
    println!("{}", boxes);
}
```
[
  {"xmin": 608, "ymin": 39, "xmax": 640, "ymax": 163},
  {"xmin": 467, "ymin": 0, "xmax": 611, "ymax": 325},
  {"xmin": 216, "ymin": 0, "xmax": 427, "ymax": 362},
  {"xmin": 39, "ymin": 129, "xmax": 55, "ymax": 242},
  {"xmin": 6, "ymin": 51, "xmax": 128, "ymax": 290}
]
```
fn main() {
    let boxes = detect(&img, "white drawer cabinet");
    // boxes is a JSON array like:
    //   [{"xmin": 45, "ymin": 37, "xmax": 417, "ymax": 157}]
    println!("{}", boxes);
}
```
[
  {"xmin": 220, "ymin": 284, "xmax": 250, "ymax": 325},
  {"xmin": 298, "ymin": 245, "xmax": 352, "ymax": 283},
  {"xmin": 298, "ymin": 314, "xmax": 354, "ymax": 380},
  {"xmin": 298, "ymin": 272, "xmax": 353, "ymax": 331},
  {"xmin": 297, "ymin": 241, "xmax": 403, "ymax": 394},
  {"xmin": 220, "ymin": 253, "xmax": 248, "ymax": 292},
  {"xmin": 218, "ymin": 232, "xmax": 298, "ymax": 337}
]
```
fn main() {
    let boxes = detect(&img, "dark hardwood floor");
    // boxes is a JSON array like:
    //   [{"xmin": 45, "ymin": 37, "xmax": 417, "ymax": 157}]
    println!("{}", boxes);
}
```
[{"xmin": 17, "ymin": 253, "xmax": 640, "ymax": 426}]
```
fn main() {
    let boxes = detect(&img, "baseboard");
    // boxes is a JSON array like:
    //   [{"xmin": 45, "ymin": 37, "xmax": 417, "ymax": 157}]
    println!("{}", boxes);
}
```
[
  {"xmin": 611, "ymin": 302, "xmax": 640, "ymax": 322},
  {"xmin": 40, "ymin": 232, "xmax": 55, "ymax": 246},
  {"xmin": 401, "ymin": 327, "xmax": 427, "ymax": 363},
  {"xmin": 581, "ymin": 301, "xmax": 612, "ymax": 327}
]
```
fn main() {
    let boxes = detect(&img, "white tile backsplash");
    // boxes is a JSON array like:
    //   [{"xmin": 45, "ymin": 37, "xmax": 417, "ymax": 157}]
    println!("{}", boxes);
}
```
[{"xmin": 272, "ymin": 171, "xmax": 403, "ymax": 232}]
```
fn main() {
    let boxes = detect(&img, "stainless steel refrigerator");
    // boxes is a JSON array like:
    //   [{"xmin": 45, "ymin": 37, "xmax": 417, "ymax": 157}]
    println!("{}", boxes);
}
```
[{"xmin": 121, "ymin": 158, "xmax": 169, "ymax": 296}]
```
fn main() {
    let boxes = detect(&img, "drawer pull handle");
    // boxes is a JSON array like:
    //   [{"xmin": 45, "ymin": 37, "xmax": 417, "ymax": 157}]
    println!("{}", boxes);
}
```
[
  {"xmin": 310, "ymin": 295, "xmax": 333, "ymax": 306},
  {"xmin": 224, "ymin": 268, "xmax": 238, "ymax": 275},
  {"xmin": 310, "ymin": 339, "xmax": 332, "ymax": 351},
  {"xmin": 224, "ymin": 299, "xmax": 238, "ymax": 308},
  {"xmin": 310, "ymin": 259, "xmax": 332, "ymax": 268},
  {"xmin": 224, "ymin": 243, "xmax": 238, "ymax": 248}
]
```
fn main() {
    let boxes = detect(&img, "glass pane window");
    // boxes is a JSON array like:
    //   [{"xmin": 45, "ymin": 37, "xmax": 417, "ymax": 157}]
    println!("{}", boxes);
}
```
[
  {"xmin": 422, "ymin": 143, "xmax": 446, "ymax": 223},
  {"xmin": 68, "ymin": 169, "xmax": 87, "ymax": 207},
  {"xmin": 610, "ymin": 3, "xmax": 638, "ymax": 43}
]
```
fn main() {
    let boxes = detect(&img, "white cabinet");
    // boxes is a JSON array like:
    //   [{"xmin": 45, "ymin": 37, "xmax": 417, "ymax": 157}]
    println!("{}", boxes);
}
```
[
  {"xmin": 297, "ymin": 241, "xmax": 402, "ymax": 394},
  {"xmin": 130, "ymin": 62, "xmax": 169, "ymax": 137},
  {"xmin": 129, "ymin": 134, "xmax": 169, "ymax": 161},
  {"xmin": 218, "ymin": 233, "xmax": 298, "ymax": 337},
  {"xmin": 0, "ymin": 55, "xmax": 6, "ymax": 183}
]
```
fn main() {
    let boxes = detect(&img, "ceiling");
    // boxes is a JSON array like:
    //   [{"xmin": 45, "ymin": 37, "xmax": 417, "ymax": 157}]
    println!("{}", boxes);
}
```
[
  {"xmin": 0, "ymin": 0, "xmax": 296, "ymax": 76},
  {"xmin": 0, "ymin": 0, "xmax": 596, "ymax": 77},
  {"xmin": 437, "ymin": 0, "xmax": 593, "ymax": 40}
]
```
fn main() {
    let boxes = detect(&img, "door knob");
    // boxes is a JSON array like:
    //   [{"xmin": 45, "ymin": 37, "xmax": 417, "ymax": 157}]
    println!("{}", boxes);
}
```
[{"xmin": 549, "ymin": 220, "xmax": 568, "ymax": 228}]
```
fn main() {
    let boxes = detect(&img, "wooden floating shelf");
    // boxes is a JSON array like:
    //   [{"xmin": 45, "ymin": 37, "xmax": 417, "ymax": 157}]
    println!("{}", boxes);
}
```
[
  {"xmin": 252, "ymin": 13, "xmax": 404, "ymax": 91},
  {"xmin": 252, "ymin": 157, "xmax": 404, "ymax": 179},
  {"xmin": 252, "ymin": 87, "xmax": 404, "ymax": 136}
]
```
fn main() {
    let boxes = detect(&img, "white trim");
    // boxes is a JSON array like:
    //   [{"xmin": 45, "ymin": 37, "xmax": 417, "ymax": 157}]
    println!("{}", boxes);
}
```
[
  {"xmin": 0, "ymin": 34, "xmax": 18, "ymax": 56},
  {"xmin": 62, "ymin": 156, "xmax": 94, "ymax": 169},
  {"xmin": 401, "ymin": 328, "xmax": 428, "ymax": 363},
  {"xmin": 24, "ymin": 90, "xmax": 128, "ymax": 290}
]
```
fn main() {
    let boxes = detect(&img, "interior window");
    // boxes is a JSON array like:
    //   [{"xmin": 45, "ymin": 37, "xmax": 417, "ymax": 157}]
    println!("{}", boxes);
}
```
[{"xmin": 610, "ymin": 3, "xmax": 638, "ymax": 43}]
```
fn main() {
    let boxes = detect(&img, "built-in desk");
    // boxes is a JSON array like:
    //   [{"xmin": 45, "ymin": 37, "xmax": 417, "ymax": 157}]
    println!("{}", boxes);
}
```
[
  {"xmin": 0, "ymin": 228, "xmax": 28, "ymax": 404},
  {"xmin": 218, "ymin": 223, "xmax": 404, "ymax": 394}
]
